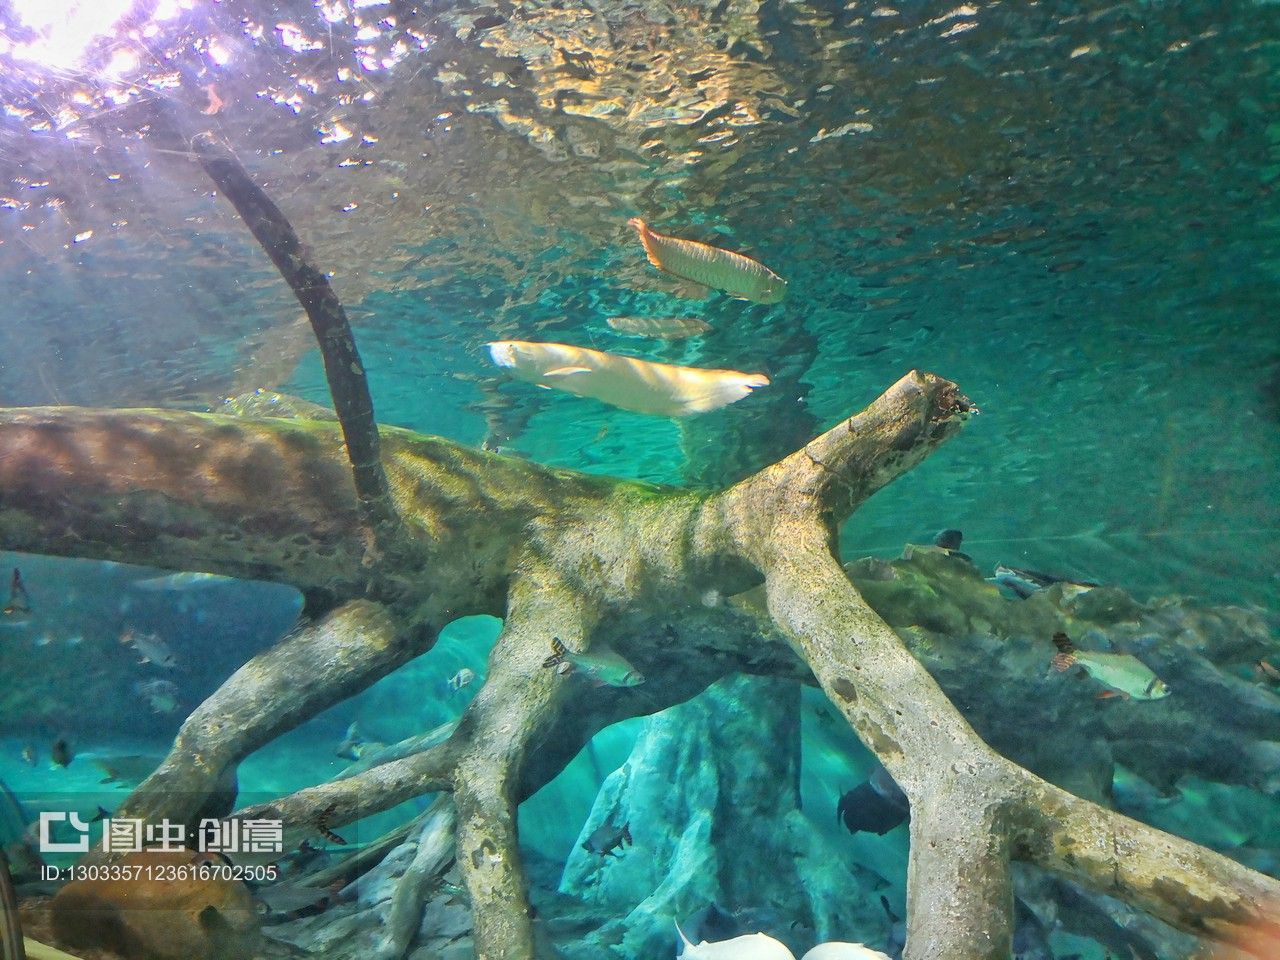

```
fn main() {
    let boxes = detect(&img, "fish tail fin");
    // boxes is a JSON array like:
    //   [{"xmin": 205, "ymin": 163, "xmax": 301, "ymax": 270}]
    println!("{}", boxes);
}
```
[
  {"xmin": 628, "ymin": 217, "xmax": 664, "ymax": 269},
  {"xmin": 676, "ymin": 373, "xmax": 772, "ymax": 416},
  {"xmin": 541, "ymin": 637, "xmax": 568, "ymax": 669}
]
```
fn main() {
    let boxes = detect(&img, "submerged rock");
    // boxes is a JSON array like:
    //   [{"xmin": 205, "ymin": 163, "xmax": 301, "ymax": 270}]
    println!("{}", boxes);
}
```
[{"xmin": 51, "ymin": 850, "xmax": 260, "ymax": 959}]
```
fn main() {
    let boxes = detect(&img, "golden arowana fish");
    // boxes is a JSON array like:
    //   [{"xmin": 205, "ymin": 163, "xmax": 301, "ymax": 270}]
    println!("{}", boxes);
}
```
[
  {"xmin": 487, "ymin": 340, "xmax": 769, "ymax": 417},
  {"xmin": 628, "ymin": 218, "xmax": 787, "ymax": 304}
]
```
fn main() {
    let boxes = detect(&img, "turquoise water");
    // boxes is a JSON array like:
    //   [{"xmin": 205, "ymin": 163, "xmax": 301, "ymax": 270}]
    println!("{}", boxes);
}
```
[{"xmin": 0, "ymin": 0, "xmax": 1279, "ymax": 958}]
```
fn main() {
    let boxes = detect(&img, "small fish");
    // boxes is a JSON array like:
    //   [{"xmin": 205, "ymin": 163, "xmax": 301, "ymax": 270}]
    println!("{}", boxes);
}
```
[
  {"xmin": 446, "ymin": 667, "xmax": 476, "ymax": 694},
  {"xmin": 933, "ymin": 528, "xmax": 964, "ymax": 551},
  {"xmin": 50, "ymin": 738, "xmax": 73, "ymax": 769},
  {"xmin": 1051, "ymin": 632, "xmax": 1170, "ymax": 701},
  {"xmin": 836, "ymin": 764, "xmax": 909, "ymax": 836},
  {"xmin": 134, "ymin": 571, "xmax": 235, "ymax": 591},
  {"xmin": 335, "ymin": 721, "xmax": 377, "ymax": 761},
  {"xmin": 993, "ymin": 564, "xmax": 1098, "ymax": 600},
  {"xmin": 606, "ymin": 315, "xmax": 713, "ymax": 340},
  {"xmin": 1, "ymin": 568, "xmax": 32, "ymax": 625},
  {"xmin": 542, "ymin": 637, "xmax": 645, "ymax": 687},
  {"xmin": 87, "ymin": 805, "xmax": 111, "ymax": 824},
  {"xmin": 120, "ymin": 628, "xmax": 177, "ymax": 669},
  {"xmin": 932, "ymin": 528, "xmax": 973, "ymax": 563},
  {"xmin": 134, "ymin": 678, "xmax": 180, "ymax": 715},
  {"xmin": 676, "ymin": 924, "xmax": 796, "ymax": 960},
  {"xmin": 582, "ymin": 821, "xmax": 632, "ymax": 858},
  {"xmin": 19, "ymin": 744, "xmax": 35, "ymax": 767},
  {"xmin": 93, "ymin": 754, "xmax": 164, "ymax": 786},
  {"xmin": 488, "ymin": 340, "xmax": 768, "ymax": 417},
  {"xmin": 1256, "ymin": 660, "xmax": 1280, "ymax": 684},
  {"xmin": 629, "ymin": 218, "xmax": 787, "ymax": 304}
]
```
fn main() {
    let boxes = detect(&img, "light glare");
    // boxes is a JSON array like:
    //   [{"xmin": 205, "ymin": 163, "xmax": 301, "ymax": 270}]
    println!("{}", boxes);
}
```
[{"xmin": 8, "ymin": 0, "xmax": 137, "ymax": 68}]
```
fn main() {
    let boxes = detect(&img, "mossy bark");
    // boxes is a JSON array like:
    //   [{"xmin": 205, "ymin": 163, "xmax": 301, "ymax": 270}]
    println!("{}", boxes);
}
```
[{"xmin": 1, "ymin": 372, "xmax": 1277, "ymax": 959}]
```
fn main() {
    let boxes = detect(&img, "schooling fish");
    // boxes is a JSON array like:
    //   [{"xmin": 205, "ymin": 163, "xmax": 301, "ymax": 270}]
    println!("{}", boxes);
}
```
[
  {"xmin": 487, "ymin": 340, "xmax": 769, "ymax": 417},
  {"xmin": 120, "ymin": 628, "xmax": 177, "ymax": 669},
  {"xmin": 629, "ymin": 218, "xmax": 787, "ymax": 304},
  {"xmin": 582, "ymin": 821, "xmax": 632, "ymax": 858},
  {"xmin": 1050, "ymin": 632, "xmax": 1170, "ymax": 701},
  {"xmin": 677, "ymin": 924, "xmax": 797, "ymax": 960},
  {"xmin": 1, "ymin": 568, "xmax": 31, "ymax": 625},
  {"xmin": 542, "ymin": 637, "xmax": 645, "ymax": 687},
  {"xmin": 134, "ymin": 678, "xmax": 180, "ymax": 715},
  {"xmin": 606, "ymin": 315, "xmax": 713, "ymax": 340},
  {"xmin": 993, "ymin": 564, "xmax": 1098, "ymax": 600}
]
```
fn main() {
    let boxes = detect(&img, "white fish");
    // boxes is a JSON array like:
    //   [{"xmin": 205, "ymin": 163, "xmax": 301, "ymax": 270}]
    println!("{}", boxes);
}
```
[
  {"xmin": 800, "ymin": 944, "xmax": 894, "ymax": 960},
  {"xmin": 120, "ymin": 628, "xmax": 177, "ymax": 669},
  {"xmin": 447, "ymin": 667, "xmax": 476, "ymax": 693},
  {"xmin": 677, "ymin": 924, "xmax": 796, "ymax": 960},
  {"xmin": 487, "ymin": 341, "xmax": 769, "ymax": 417}
]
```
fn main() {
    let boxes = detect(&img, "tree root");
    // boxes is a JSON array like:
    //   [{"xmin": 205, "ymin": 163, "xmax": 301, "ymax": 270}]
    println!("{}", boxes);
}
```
[{"xmin": 3, "ymin": 371, "xmax": 1277, "ymax": 959}]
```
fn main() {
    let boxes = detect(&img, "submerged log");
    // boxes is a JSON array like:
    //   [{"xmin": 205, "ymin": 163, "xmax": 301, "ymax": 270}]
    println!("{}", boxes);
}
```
[{"xmin": 0, "ymin": 372, "xmax": 1277, "ymax": 959}]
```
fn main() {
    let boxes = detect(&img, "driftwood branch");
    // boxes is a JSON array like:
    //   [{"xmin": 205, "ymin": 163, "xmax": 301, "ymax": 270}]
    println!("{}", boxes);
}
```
[
  {"xmin": 185, "ymin": 130, "xmax": 399, "ymax": 551},
  {"xmin": 3, "ymin": 371, "xmax": 1278, "ymax": 959}
]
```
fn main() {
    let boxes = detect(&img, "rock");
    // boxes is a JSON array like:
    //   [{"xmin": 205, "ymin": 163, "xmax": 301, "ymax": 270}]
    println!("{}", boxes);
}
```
[{"xmin": 51, "ymin": 850, "xmax": 260, "ymax": 959}]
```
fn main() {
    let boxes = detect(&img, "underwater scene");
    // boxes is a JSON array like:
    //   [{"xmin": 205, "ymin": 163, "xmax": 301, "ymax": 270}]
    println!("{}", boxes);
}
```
[{"xmin": 0, "ymin": 0, "xmax": 1278, "ymax": 958}]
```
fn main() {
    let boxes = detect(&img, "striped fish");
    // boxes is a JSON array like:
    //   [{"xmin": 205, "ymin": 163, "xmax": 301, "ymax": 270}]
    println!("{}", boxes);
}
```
[
  {"xmin": 628, "ymin": 218, "xmax": 787, "ymax": 304},
  {"xmin": 606, "ymin": 315, "xmax": 712, "ymax": 340}
]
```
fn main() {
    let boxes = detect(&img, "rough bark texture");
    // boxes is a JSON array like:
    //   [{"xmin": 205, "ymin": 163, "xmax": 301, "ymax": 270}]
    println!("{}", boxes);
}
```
[{"xmin": 2, "ymin": 371, "xmax": 1278, "ymax": 959}]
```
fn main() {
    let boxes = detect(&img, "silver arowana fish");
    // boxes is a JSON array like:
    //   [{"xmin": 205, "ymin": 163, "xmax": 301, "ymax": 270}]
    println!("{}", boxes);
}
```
[
  {"xmin": 676, "ymin": 925, "xmax": 796, "ymax": 960},
  {"xmin": 606, "ymin": 315, "xmax": 712, "ymax": 340},
  {"xmin": 629, "ymin": 218, "xmax": 787, "ymax": 304},
  {"xmin": 488, "ymin": 340, "xmax": 768, "ymax": 418}
]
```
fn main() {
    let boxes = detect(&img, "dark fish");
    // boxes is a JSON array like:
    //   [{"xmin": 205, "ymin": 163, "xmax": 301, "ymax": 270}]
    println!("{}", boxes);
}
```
[
  {"xmin": 933, "ymin": 529, "xmax": 964, "ymax": 551},
  {"xmin": 582, "ymin": 821, "xmax": 632, "ymax": 858},
  {"xmin": 683, "ymin": 902, "xmax": 741, "ymax": 944},
  {"xmin": 1, "ymin": 568, "xmax": 31, "ymax": 625},
  {"xmin": 87, "ymin": 805, "xmax": 111, "ymax": 824},
  {"xmin": 50, "ymin": 739, "xmax": 72, "ymax": 769},
  {"xmin": 1013, "ymin": 896, "xmax": 1054, "ymax": 960},
  {"xmin": 252, "ymin": 882, "xmax": 331, "ymax": 924},
  {"xmin": 880, "ymin": 896, "xmax": 905, "ymax": 958},
  {"xmin": 837, "ymin": 765, "xmax": 908, "ymax": 836}
]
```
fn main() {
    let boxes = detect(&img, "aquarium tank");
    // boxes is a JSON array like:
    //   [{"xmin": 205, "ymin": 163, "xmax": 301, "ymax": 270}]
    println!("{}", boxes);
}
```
[{"xmin": 0, "ymin": 0, "xmax": 1277, "ymax": 958}]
